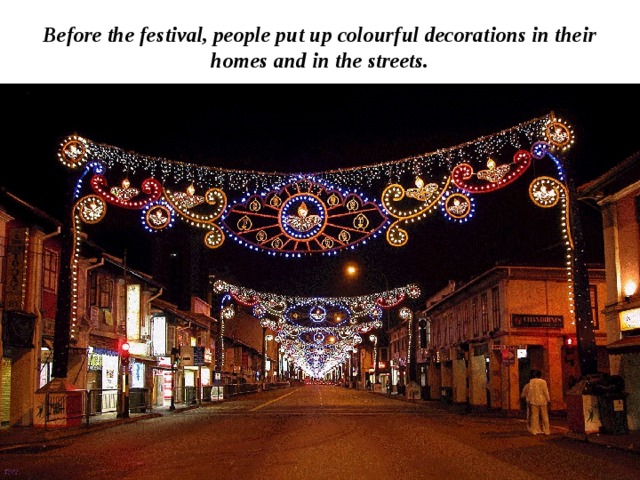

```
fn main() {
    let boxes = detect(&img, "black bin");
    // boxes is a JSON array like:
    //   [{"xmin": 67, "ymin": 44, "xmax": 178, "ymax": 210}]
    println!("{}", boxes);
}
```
[
  {"xmin": 129, "ymin": 388, "xmax": 148, "ymax": 413},
  {"xmin": 440, "ymin": 386, "xmax": 453, "ymax": 404},
  {"xmin": 598, "ymin": 393, "xmax": 629, "ymax": 435}
]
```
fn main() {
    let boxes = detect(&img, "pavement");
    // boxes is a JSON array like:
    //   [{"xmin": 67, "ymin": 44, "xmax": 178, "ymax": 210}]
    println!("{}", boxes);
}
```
[{"xmin": 1, "ymin": 391, "xmax": 639, "ymax": 456}]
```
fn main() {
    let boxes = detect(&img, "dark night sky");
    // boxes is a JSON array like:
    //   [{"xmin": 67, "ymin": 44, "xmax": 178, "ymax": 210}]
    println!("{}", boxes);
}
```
[{"xmin": 3, "ymin": 84, "xmax": 639, "ymax": 302}]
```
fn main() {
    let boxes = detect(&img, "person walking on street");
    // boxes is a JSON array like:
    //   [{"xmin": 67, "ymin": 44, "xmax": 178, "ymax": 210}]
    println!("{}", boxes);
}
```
[
  {"xmin": 521, "ymin": 369, "xmax": 536, "ymax": 431},
  {"xmin": 527, "ymin": 369, "xmax": 551, "ymax": 435}
]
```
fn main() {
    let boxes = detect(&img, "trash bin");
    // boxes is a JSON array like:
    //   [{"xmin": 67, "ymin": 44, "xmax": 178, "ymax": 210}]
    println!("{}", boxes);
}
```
[
  {"xmin": 129, "ymin": 388, "xmax": 149, "ymax": 413},
  {"xmin": 440, "ymin": 386, "xmax": 453, "ymax": 404},
  {"xmin": 202, "ymin": 386, "xmax": 212, "ymax": 402},
  {"xmin": 184, "ymin": 386, "xmax": 196, "ymax": 404},
  {"xmin": 598, "ymin": 393, "xmax": 629, "ymax": 435},
  {"xmin": 579, "ymin": 373, "xmax": 629, "ymax": 435},
  {"xmin": 421, "ymin": 386, "xmax": 431, "ymax": 400}
]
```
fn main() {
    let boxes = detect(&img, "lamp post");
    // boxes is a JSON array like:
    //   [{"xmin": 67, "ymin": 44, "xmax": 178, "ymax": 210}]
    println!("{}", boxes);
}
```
[
  {"xmin": 265, "ymin": 333, "xmax": 273, "ymax": 385},
  {"xmin": 369, "ymin": 334, "xmax": 378, "ymax": 389},
  {"xmin": 261, "ymin": 326, "xmax": 267, "ymax": 390},
  {"xmin": 170, "ymin": 347, "xmax": 178, "ymax": 411}
]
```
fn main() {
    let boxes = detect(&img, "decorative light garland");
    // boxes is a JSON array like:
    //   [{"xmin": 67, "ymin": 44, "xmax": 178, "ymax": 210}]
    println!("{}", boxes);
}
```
[
  {"xmin": 58, "ymin": 113, "xmax": 560, "ymax": 256},
  {"xmin": 213, "ymin": 279, "xmax": 420, "ymax": 378},
  {"xmin": 59, "ymin": 113, "xmax": 577, "ymax": 349}
]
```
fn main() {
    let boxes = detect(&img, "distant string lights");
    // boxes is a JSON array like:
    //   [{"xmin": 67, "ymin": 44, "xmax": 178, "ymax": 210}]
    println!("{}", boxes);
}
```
[{"xmin": 212, "ymin": 280, "xmax": 421, "ymax": 378}]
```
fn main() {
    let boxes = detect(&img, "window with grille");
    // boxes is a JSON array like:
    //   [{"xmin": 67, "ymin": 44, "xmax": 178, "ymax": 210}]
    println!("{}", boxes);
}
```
[
  {"xmin": 491, "ymin": 286, "xmax": 501, "ymax": 331},
  {"xmin": 472, "ymin": 297, "xmax": 479, "ymax": 336},
  {"xmin": 481, "ymin": 292, "xmax": 489, "ymax": 334},
  {"xmin": 590, "ymin": 284, "xmax": 600, "ymax": 329},
  {"xmin": 42, "ymin": 248, "xmax": 58, "ymax": 293},
  {"xmin": 99, "ymin": 277, "xmax": 113, "ymax": 309},
  {"xmin": 462, "ymin": 302, "xmax": 469, "ymax": 338}
]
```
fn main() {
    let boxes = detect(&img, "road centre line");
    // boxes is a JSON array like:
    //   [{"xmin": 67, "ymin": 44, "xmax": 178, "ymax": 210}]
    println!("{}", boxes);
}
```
[{"xmin": 249, "ymin": 389, "xmax": 299, "ymax": 411}]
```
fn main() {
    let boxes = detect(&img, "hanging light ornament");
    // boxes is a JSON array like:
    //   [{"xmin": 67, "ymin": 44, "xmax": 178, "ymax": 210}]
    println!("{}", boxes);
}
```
[
  {"xmin": 58, "ymin": 113, "xmax": 576, "ymax": 347},
  {"xmin": 58, "ymin": 113, "xmax": 567, "ymax": 256}
]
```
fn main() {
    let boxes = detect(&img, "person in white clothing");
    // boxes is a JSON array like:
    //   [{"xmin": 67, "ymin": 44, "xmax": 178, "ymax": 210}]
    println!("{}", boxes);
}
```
[
  {"xmin": 521, "ymin": 369, "xmax": 536, "ymax": 431},
  {"xmin": 527, "ymin": 369, "xmax": 551, "ymax": 435}
]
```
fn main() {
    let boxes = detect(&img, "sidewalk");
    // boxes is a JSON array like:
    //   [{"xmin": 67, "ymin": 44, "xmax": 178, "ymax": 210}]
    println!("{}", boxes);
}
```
[
  {"xmin": 0, "ymin": 402, "xmax": 198, "ymax": 453},
  {"xmin": 383, "ymin": 390, "xmax": 640, "ymax": 455},
  {"xmin": 1, "ymin": 394, "xmax": 639, "ymax": 456}
]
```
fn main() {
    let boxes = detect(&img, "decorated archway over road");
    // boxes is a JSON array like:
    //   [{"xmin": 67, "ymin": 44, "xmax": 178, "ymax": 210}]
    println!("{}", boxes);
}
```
[
  {"xmin": 58, "ymin": 113, "xmax": 571, "ymax": 257},
  {"xmin": 53, "ymin": 112, "xmax": 597, "ymax": 380}
]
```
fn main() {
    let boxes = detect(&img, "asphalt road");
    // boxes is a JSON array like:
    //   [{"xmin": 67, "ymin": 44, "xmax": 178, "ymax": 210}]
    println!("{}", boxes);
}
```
[{"xmin": 2, "ymin": 386, "xmax": 639, "ymax": 480}]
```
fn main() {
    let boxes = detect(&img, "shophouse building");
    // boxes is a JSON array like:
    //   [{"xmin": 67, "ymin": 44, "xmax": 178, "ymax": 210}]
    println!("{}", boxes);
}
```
[
  {"xmin": 419, "ymin": 264, "xmax": 607, "ymax": 415},
  {"xmin": 578, "ymin": 151, "xmax": 640, "ymax": 430},
  {"xmin": 2, "ymin": 188, "xmax": 218, "ymax": 426},
  {"xmin": 219, "ymin": 306, "xmax": 278, "ymax": 388},
  {"xmin": 150, "ymin": 297, "xmax": 216, "ymax": 405},
  {"xmin": 1, "ymin": 188, "xmax": 61, "ymax": 427}
]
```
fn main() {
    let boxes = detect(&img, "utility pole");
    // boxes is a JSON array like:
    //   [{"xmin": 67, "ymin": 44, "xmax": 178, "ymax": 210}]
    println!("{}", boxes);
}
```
[{"xmin": 565, "ymin": 155, "xmax": 598, "ymax": 376}]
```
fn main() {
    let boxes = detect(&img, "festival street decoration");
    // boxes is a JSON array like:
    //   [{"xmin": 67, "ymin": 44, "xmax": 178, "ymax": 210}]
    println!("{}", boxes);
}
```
[
  {"xmin": 212, "ymin": 280, "xmax": 421, "ymax": 378},
  {"xmin": 58, "ymin": 112, "xmax": 576, "ymax": 341},
  {"xmin": 59, "ymin": 113, "xmax": 572, "ymax": 256}
]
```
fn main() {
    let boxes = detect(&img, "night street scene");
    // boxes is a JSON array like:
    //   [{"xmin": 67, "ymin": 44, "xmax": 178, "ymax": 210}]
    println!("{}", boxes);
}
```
[{"xmin": 1, "ymin": 85, "xmax": 640, "ymax": 479}]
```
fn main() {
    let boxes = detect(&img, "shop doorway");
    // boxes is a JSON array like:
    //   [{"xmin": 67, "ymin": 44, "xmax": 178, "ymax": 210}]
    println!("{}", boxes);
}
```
[{"xmin": 518, "ymin": 345, "xmax": 544, "ymax": 408}]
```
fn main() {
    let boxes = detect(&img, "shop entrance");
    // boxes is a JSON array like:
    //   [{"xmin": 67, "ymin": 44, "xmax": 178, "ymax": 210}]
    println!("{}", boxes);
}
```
[{"xmin": 518, "ymin": 345, "xmax": 544, "ymax": 408}]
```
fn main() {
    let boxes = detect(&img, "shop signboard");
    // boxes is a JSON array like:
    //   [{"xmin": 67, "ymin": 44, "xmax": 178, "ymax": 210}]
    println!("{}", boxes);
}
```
[
  {"xmin": 620, "ymin": 308, "xmax": 640, "ymax": 332},
  {"xmin": 511, "ymin": 314, "xmax": 563, "ymax": 328},
  {"xmin": 193, "ymin": 346, "xmax": 205, "ymax": 366}
]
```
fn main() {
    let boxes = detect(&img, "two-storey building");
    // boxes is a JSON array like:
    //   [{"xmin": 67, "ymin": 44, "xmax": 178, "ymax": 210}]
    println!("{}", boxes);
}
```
[{"xmin": 420, "ymin": 264, "xmax": 607, "ymax": 415}]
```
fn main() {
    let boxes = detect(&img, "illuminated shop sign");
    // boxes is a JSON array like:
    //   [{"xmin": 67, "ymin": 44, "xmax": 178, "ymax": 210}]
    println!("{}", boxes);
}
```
[
  {"xmin": 152, "ymin": 316, "xmax": 167, "ymax": 356},
  {"xmin": 620, "ymin": 308, "xmax": 640, "ymax": 332},
  {"xmin": 511, "ymin": 314, "xmax": 563, "ymax": 328},
  {"xmin": 126, "ymin": 284, "xmax": 141, "ymax": 340}
]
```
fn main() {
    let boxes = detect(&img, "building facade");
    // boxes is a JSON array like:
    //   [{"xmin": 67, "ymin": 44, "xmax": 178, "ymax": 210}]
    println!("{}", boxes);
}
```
[
  {"xmin": 419, "ymin": 265, "xmax": 607, "ymax": 415},
  {"xmin": 1, "ymin": 189, "xmax": 219, "ymax": 427},
  {"xmin": 578, "ymin": 151, "xmax": 640, "ymax": 431},
  {"xmin": 1, "ymin": 189, "xmax": 61, "ymax": 427}
]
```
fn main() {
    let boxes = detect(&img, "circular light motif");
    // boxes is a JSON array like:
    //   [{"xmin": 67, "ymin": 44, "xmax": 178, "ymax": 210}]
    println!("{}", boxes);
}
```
[
  {"xmin": 545, "ymin": 121, "xmax": 573, "ymax": 150},
  {"xmin": 321, "ymin": 238, "xmax": 334, "ymax": 249},
  {"xmin": 280, "ymin": 194, "xmax": 326, "ymax": 240},
  {"xmin": 221, "ymin": 305, "xmax": 235, "ymax": 319},
  {"xmin": 76, "ymin": 195, "xmax": 106, "ymax": 224},
  {"xmin": 529, "ymin": 176, "xmax": 564, "ymax": 208},
  {"xmin": 143, "ymin": 201, "xmax": 174, "ymax": 231},
  {"xmin": 59, "ymin": 136, "xmax": 88, "ymax": 168},
  {"xmin": 442, "ymin": 192, "xmax": 474, "ymax": 221},
  {"xmin": 253, "ymin": 304, "xmax": 267, "ymax": 318},
  {"xmin": 399, "ymin": 307, "xmax": 412, "ymax": 320}
]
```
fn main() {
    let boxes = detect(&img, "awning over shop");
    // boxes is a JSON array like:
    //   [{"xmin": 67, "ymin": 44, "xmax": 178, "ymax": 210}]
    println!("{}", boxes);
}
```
[{"xmin": 607, "ymin": 336, "xmax": 640, "ymax": 353}]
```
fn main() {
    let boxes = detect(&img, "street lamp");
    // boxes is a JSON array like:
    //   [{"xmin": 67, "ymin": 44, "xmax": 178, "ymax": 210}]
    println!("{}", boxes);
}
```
[
  {"xmin": 265, "ymin": 333, "xmax": 273, "ymax": 384},
  {"xmin": 369, "ymin": 334, "xmax": 378, "ymax": 389}
]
